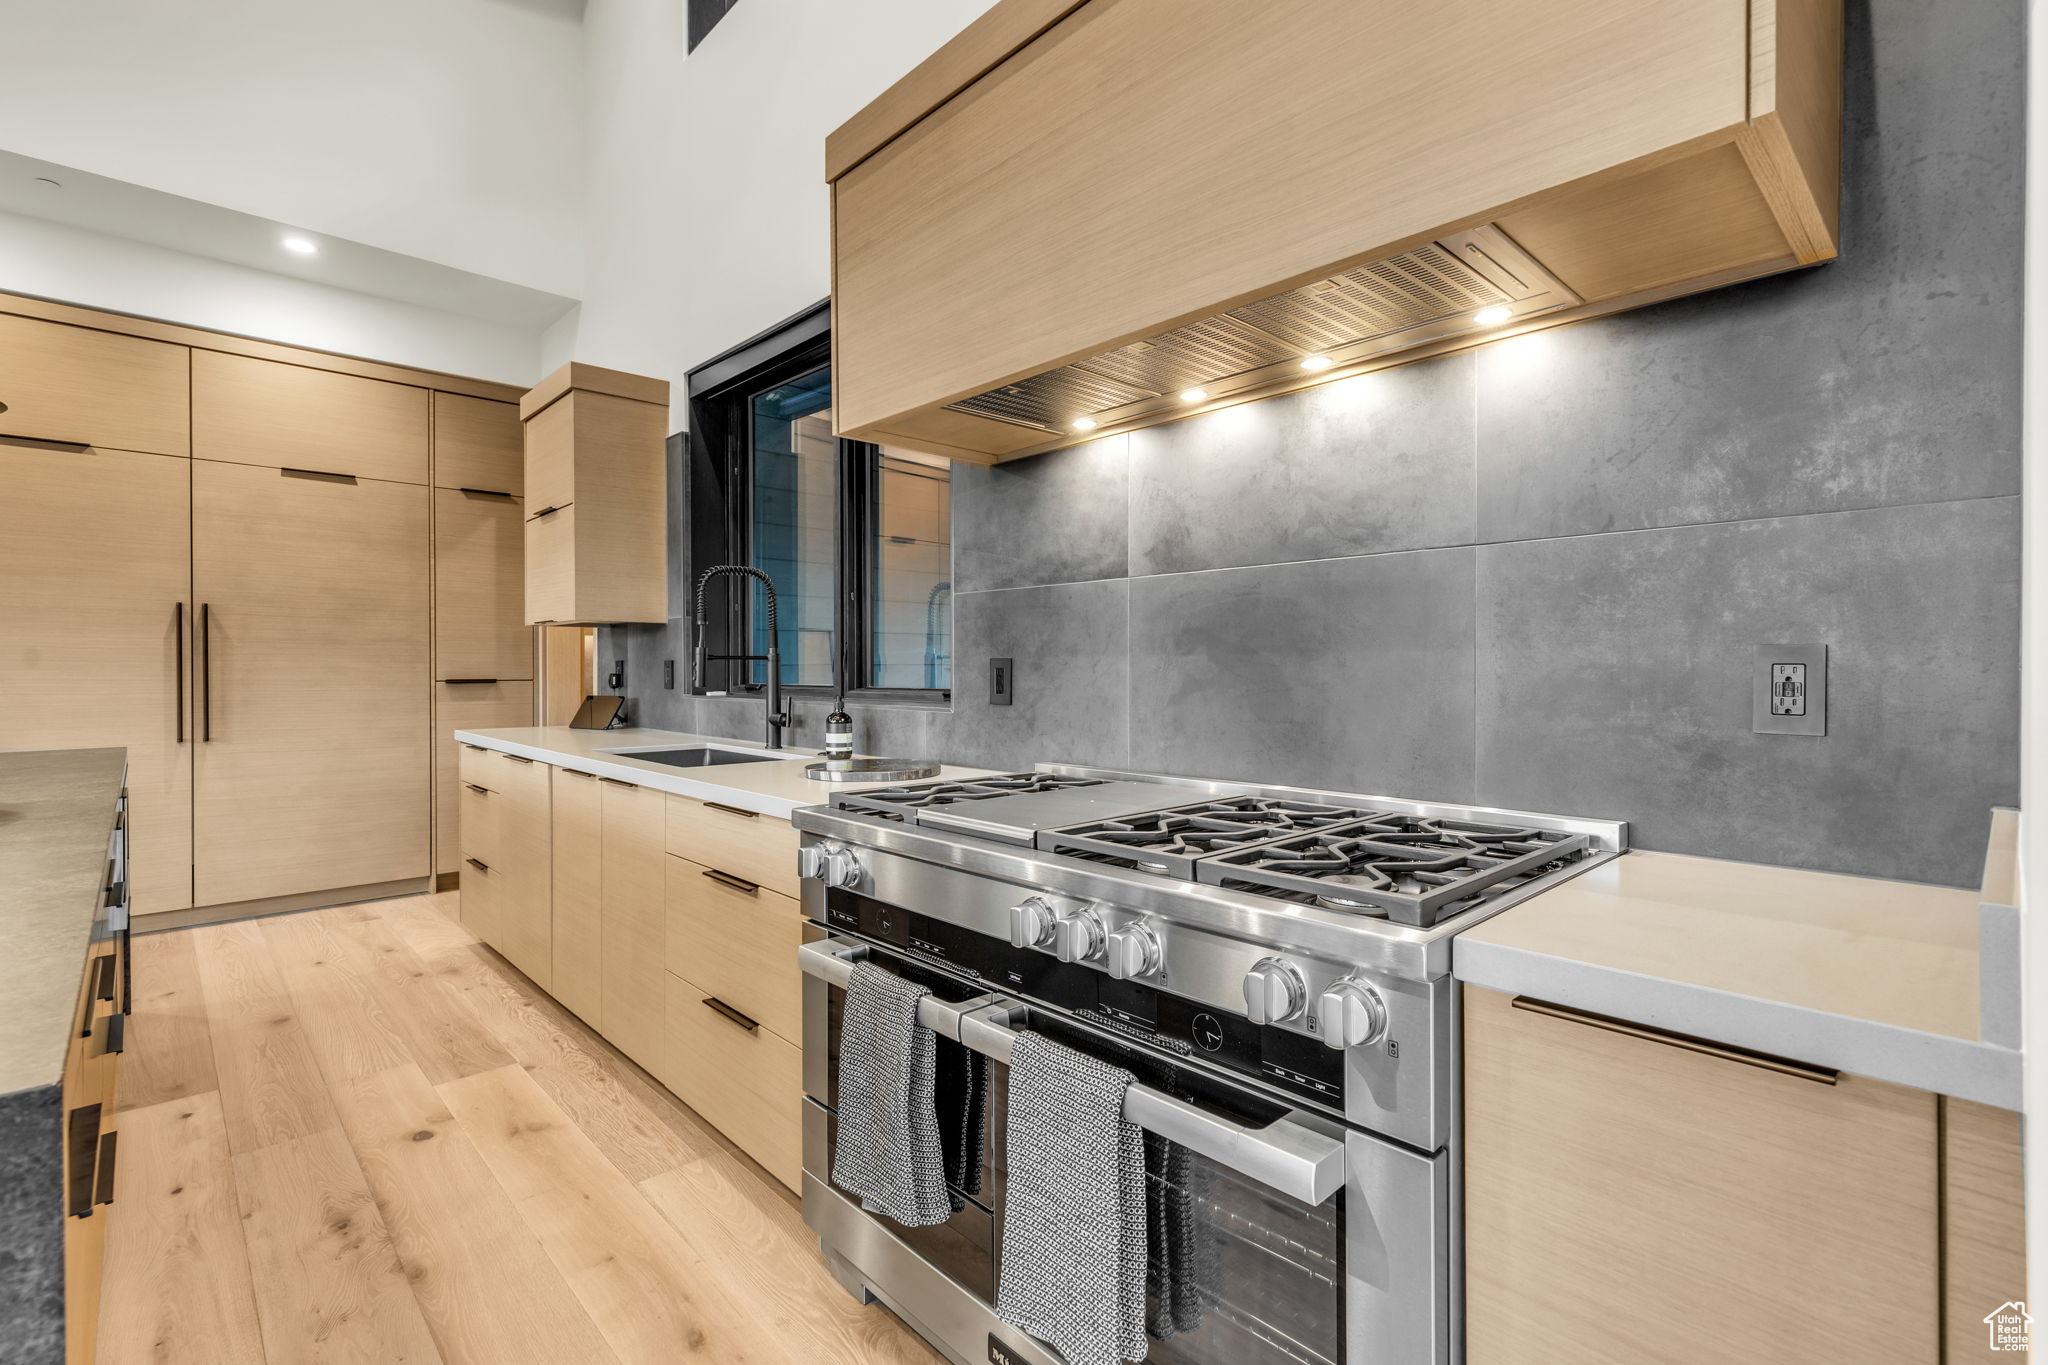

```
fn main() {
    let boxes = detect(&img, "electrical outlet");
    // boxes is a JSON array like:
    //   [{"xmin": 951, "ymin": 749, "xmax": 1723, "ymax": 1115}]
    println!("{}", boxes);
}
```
[
  {"xmin": 663, "ymin": 659, "xmax": 675, "ymax": 689},
  {"xmin": 989, "ymin": 657, "xmax": 1014, "ymax": 706},
  {"xmin": 1752, "ymin": 644, "xmax": 1826, "ymax": 735},
  {"xmin": 607, "ymin": 658, "xmax": 625, "ymax": 690}
]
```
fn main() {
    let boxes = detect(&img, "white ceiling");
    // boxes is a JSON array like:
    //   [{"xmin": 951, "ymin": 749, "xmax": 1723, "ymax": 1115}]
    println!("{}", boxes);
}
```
[{"xmin": 0, "ymin": 146, "xmax": 578, "ymax": 330}]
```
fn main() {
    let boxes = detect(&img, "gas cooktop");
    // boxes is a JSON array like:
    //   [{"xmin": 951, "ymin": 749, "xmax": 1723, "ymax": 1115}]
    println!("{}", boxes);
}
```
[{"xmin": 830, "ymin": 777, "xmax": 1593, "ymax": 926}]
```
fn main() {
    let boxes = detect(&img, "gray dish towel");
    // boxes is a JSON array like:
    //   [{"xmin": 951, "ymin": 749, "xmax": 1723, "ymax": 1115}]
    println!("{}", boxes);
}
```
[
  {"xmin": 996, "ymin": 1032, "xmax": 1148, "ymax": 1365},
  {"xmin": 831, "ymin": 961, "xmax": 953, "ymax": 1227}
]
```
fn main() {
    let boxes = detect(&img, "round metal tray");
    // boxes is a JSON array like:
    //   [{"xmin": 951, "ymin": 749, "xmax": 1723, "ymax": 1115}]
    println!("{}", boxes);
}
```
[{"xmin": 803, "ymin": 757, "xmax": 941, "ymax": 783}]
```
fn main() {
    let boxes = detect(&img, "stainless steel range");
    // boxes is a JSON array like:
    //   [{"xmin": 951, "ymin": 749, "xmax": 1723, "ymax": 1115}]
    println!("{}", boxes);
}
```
[{"xmin": 795, "ymin": 765, "xmax": 1626, "ymax": 1365}]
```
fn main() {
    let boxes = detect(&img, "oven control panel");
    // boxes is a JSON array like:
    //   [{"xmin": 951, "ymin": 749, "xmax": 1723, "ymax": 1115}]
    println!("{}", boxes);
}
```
[{"xmin": 824, "ymin": 889, "xmax": 1346, "ymax": 1109}]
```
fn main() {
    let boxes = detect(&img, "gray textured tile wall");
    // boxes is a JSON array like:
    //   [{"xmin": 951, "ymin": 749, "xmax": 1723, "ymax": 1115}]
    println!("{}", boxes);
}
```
[
  {"xmin": 0, "ymin": 1084, "xmax": 66, "ymax": 1365},
  {"xmin": 607, "ymin": 0, "xmax": 2021, "ymax": 888}
]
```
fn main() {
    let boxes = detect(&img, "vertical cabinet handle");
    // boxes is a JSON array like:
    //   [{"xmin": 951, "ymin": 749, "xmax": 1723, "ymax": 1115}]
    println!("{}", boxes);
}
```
[
  {"xmin": 200, "ymin": 603, "xmax": 213, "ymax": 741},
  {"xmin": 174, "ymin": 601, "xmax": 186, "ymax": 743}
]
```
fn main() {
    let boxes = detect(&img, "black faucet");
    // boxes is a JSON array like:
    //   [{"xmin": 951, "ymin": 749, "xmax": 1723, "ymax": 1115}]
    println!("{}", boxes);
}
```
[{"xmin": 692, "ymin": 565, "xmax": 790, "ymax": 750}]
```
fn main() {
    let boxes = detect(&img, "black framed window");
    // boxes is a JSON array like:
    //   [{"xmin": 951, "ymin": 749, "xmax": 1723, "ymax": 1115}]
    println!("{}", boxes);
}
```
[{"xmin": 687, "ymin": 301, "xmax": 952, "ymax": 702}]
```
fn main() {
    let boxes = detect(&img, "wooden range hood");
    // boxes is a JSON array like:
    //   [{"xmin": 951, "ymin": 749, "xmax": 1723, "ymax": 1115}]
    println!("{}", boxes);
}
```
[{"xmin": 826, "ymin": 0, "xmax": 1842, "ymax": 464}]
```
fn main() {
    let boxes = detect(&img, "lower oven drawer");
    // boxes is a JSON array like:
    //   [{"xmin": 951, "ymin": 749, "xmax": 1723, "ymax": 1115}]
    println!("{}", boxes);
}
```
[{"xmin": 809, "ymin": 1101, "xmax": 997, "ymax": 1300}]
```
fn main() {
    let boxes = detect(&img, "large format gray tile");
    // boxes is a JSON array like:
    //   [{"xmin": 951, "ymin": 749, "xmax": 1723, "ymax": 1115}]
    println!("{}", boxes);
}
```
[
  {"xmin": 1128, "ymin": 550, "xmax": 1476, "ymax": 799},
  {"xmin": 1129, "ymin": 353, "xmax": 1476, "ymax": 575},
  {"xmin": 1474, "ymin": 0, "xmax": 2023, "ymax": 541},
  {"xmin": 1475, "ymin": 498, "xmax": 2020, "ymax": 887},
  {"xmin": 950, "ymin": 435, "xmax": 1129, "ymax": 592},
  {"xmin": 0, "ymin": 1085, "xmax": 63, "ymax": 1365},
  {"xmin": 934, "ymin": 580, "xmax": 1130, "ymax": 771}
]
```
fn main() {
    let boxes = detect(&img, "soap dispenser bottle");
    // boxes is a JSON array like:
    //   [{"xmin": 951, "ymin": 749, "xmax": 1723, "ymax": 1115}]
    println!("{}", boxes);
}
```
[{"xmin": 824, "ymin": 696, "xmax": 854, "ymax": 768}]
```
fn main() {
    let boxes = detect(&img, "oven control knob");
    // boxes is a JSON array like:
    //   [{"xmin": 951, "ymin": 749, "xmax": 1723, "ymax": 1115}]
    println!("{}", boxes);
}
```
[
  {"xmin": 1009, "ymin": 896, "xmax": 1056, "ymax": 949},
  {"xmin": 821, "ymin": 846, "xmax": 864, "ymax": 890},
  {"xmin": 798, "ymin": 844, "xmax": 828, "ymax": 880},
  {"xmin": 1316, "ymin": 978, "xmax": 1389, "ymax": 1049},
  {"xmin": 1243, "ymin": 957, "xmax": 1308, "ymax": 1025},
  {"xmin": 1104, "ymin": 924, "xmax": 1162, "ymax": 980},
  {"xmin": 1052, "ymin": 907, "xmax": 1107, "ymax": 963}
]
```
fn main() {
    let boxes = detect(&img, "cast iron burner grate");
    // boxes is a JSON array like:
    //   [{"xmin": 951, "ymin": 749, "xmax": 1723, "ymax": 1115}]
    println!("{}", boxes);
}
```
[
  {"xmin": 832, "ymin": 772, "xmax": 1108, "ymax": 820},
  {"xmin": 1037, "ymin": 796, "xmax": 1390, "ymax": 877},
  {"xmin": 1195, "ymin": 815, "xmax": 1589, "ymax": 926}
]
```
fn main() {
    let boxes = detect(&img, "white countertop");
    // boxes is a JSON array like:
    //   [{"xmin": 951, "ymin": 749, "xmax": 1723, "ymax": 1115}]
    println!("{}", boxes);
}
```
[
  {"xmin": 1453, "ymin": 815, "xmax": 2021, "ymax": 1108},
  {"xmin": 451, "ymin": 725, "xmax": 998, "ymax": 821}
]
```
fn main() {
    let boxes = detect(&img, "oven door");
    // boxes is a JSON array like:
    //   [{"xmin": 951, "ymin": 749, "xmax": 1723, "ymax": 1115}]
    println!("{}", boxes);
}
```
[{"xmin": 802, "ymin": 938, "xmax": 1448, "ymax": 1365}]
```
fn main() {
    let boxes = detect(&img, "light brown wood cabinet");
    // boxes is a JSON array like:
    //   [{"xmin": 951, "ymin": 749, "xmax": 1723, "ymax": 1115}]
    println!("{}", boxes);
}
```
[
  {"xmin": 1944, "ymin": 1099, "xmax": 2028, "ymax": 1363},
  {"xmin": 519, "ymin": 362, "xmax": 670, "ymax": 625},
  {"xmin": 0, "ymin": 292, "xmax": 526, "ymax": 923},
  {"xmin": 827, "ymin": 0, "xmax": 1843, "ymax": 463},
  {"xmin": 0, "ymin": 444, "xmax": 193, "ymax": 914},
  {"xmin": 661, "ymin": 968, "xmax": 804, "ymax": 1191},
  {"xmin": 665, "ymin": 793, "xmax": 802, "ymax": 899},
  {"xmin": 0, "ymin": 312, "xmax": 189, "ymax": 456},
  {"xmin": 432, "ymin": 682, "xmax": 534, "ymax": 877},
  {"xmin": 191, "ymin": 462, "xmax": 431, "ymax": 906},
  {"xmin": 598, "ymin": 776, "xmax": 667, "ymax": 1068},
  {"xmin": 482, "ymin": 752, "xmax": 553, "ymax": 988},
  {"xmin": 1463, "ymin": 985, "xmax": 1965, "ymax": 1365},
  {"xmin": 193, "ymin": 350, "xmax": 431, "ymax": 484},
  {"xmin": 548, "ymin": 767, "xmax": 604, "ymax": 1027},
  {"xmin": 664, "ymin": 855, "xmax": 804, "ymax": 1044},
  {"xmin": 432, "ymin": 392, "xmax": 522, "ymax": 494}
]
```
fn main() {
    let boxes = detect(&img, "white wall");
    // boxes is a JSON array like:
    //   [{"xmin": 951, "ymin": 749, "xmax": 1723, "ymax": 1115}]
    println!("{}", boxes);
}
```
[
  {"xmin": 0, "ymin": 210, "xmax": 543, "ymax": 382},
  {"xmin": 568, "ymin": 0, "xmax": 1002, "ymax": 423},
  {"xmin": 0, "ymin": 0, "xmax": 585, "ymax": 298}
]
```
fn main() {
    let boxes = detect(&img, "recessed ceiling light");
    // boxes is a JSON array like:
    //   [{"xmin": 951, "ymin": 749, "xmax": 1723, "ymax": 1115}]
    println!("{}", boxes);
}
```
[
  {"xmin": 1299, "ymin": 355, "xmax": 1334, "ymax": 372},
  {"xmin": 1473, "ymin": 305, "xmax": 1514, "ymax": 326},
  {"xmin": 1071, "ymin": 417, "xmax": 1098, "ymax": 431},
  {"xmin": 281, "ymin": 235, "xmax": 318, "ymax": 255},
  {"xmin": 1179, "ymin": 387, "xmax": 1208, "ymax": 403}
]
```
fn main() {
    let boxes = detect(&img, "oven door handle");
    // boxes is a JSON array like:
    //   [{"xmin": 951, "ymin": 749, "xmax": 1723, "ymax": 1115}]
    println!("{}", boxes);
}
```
[{"xmin": 797, "ymin": 940, "xmax": 1349, "ymax": 1206}]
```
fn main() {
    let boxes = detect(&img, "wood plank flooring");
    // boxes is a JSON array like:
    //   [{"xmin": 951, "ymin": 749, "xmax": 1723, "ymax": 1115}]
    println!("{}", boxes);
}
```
[{"xmin": 100, "ymin": 892, "xmax": 942, "ymax": 1365}]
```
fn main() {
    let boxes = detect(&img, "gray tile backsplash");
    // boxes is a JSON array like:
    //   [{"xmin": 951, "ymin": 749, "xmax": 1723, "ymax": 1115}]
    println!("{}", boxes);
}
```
[{"xmin": 610, "ymin": 0, "xmax": 2020, "ymax": 888}]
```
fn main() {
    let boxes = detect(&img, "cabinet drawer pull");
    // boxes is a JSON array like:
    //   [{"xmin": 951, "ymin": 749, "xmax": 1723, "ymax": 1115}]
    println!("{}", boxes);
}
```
[
  {"xmin": 460, "ymin": 743, "xmax": 487, "ymax": 752},
  {"xmin": 93, "ymin": 953, "xmax": 116, "ymax": 1002},
  {"xmin": 530, "ymin": 504, "xmax": 562, "ymax": 519},
  {"xmin": 502, "ymin": 753, "xmax": 534, "ymax": 764},
  {"xmin": 458, "ymin": 487, "xmax": 514, "ymax": 498},
  {"xmin": 280, "ymin": 466, "xmax": 358, "ymax": 483},
  {"xmin": 1508, "ymin": 997, "xmax": 1838, "ymax": 1085},
  {"xmin": 559, "ymin": 768, "xmax": 595, "ymax": 779},
  {"xmin": 465, "ymin": 857, "xmax": 491, "ymax": 873},
  {"xmin": 599, "ymin": 776, "xmax": 638, "ymax": 788},
  {"xmin": 464, "ymin": 783, "xmax": 491, "ymax": 795},
  {"xmin": 99, "ymin": 1012, "xmax": 125, "ymax": 1058},
  {"xmin": 704, "ymin": 801, "xmax": 759, "ymax": 820},
  {"xmin": 702, "ymin": 869, "xmax": 759, "ymax": 895},
  {"xmin": 701, "ymin": 997, "xmax": 760, "ymax": 1032},
  {"xmin": 93, "ymin": 1131, "xmax": 118, "ymax": 1207},
  {"xmin": 0, "ymin": 432, "xmax": 91, "ymax": 452},
  {"xmin": 65, "ymin": 1103, "xmax": 101, "ymax": 1217},
  {"xmin": 443, "ymin": 678, "xmax": 500, "ymax": 685}
]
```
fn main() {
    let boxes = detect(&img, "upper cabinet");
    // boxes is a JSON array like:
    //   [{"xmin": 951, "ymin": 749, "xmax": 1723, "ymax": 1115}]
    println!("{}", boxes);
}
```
[
  {"xmin": 827, "ymin": 0, "xmax": 1843, "ymax": 464},
  {"xmin": 0, "ymin": 312, "xmax": 190, "ymax": 456},
  {"xmin": 433, "ymin": 392, "xmax": 523, "ymax": 495},
  {"xmin": 193, "ymin": 351, "xmax": 431, "ymax": 483},
  {"xmin": 520, "ymin": 362, "xmax": 670, "ymax": 625}
]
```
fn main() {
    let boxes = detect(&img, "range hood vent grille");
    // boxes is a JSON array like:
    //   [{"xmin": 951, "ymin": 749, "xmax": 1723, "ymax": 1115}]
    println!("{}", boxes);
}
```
[{"xmin": 945, "ymin": 225, "xmax": 1578, "ymax": 436}]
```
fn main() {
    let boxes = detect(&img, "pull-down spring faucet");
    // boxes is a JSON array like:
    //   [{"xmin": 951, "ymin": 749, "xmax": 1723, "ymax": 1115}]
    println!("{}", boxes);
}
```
[{"xmin": 692, "ymin": 565, "xmax": 790, "ymax": 750}]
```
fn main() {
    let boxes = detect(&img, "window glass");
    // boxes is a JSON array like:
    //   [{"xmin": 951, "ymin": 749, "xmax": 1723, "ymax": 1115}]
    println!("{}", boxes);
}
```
[
  {"xmin": 869, "ymin": 449, "xmax": 952, "ymax": 690},
  {"xmin": 748, "ymin": 368, "xmax": 836, "ymax": 686}
]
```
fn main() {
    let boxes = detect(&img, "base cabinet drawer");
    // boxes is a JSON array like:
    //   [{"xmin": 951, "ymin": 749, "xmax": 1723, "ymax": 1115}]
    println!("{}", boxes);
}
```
[
  {"xmin": 660, "ymin": 970, "xmax": 802, "ymax": 1191},
  {"xmin": 664, "ymin": 795, "xmax": 800, "ymax": 899},
  {"xmin": 664, "ymin": 855, "xmax": 802, "ymax": 1044},
  {"xmin": 1463, "ymin": 985, "xmax": 1940, "ymax": 1365}
]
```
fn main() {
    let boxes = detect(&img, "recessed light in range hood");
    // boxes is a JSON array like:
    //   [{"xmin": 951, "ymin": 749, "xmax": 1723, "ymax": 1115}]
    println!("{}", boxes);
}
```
[{"xmin": 945, "ymin": 224, "xmax": 1577, "ymax": 436}]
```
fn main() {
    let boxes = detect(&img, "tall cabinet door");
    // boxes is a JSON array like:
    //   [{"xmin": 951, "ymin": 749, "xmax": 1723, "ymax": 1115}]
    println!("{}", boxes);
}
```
[
  {"xmin": 192, "ymin": 462, "xmax": 429, "ymax": 906},
  {"xmin": 599, "ymin": 777, "xmax": 666, "ymax": 1069},
  {"xmin": 0, "ymin": 444, "xmax": 192, "ymax": 913}
]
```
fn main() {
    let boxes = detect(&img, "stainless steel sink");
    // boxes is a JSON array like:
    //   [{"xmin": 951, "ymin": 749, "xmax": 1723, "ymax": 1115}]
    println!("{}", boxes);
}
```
[{"xmin": 610, "ymin": 746, "xmax": 790, "ymax": 769}]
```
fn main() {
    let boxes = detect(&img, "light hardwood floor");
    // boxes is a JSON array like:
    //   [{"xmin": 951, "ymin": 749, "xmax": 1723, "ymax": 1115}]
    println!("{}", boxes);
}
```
[{"xmin": 101, "ymin": 891, "xmax": 942, "ymax": 1365}]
